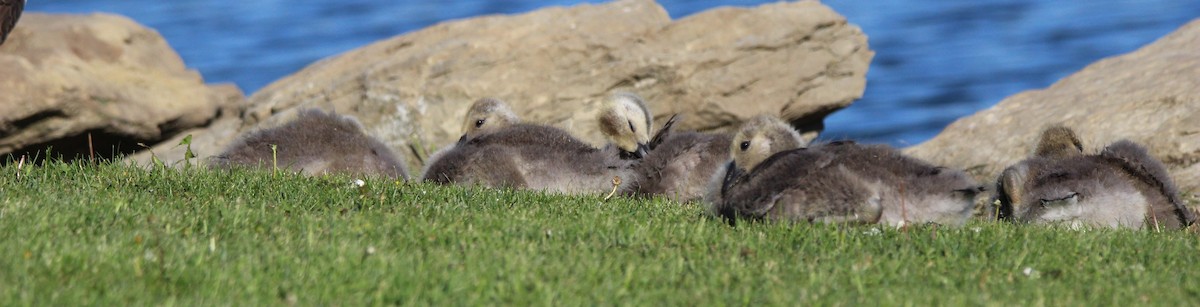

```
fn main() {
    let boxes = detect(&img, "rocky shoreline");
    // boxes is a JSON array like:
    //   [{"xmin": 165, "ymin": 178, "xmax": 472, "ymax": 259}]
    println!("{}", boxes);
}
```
[{"xmin": 1, "ymin": 1, "xmax": 1197, "ymax": 202}]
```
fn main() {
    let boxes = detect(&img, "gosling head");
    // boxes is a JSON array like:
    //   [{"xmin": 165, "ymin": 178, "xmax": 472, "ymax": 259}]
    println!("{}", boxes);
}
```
[
  {"xmin": 597, "ymin": 92, "xmax": 653, "ymax": 159},
  {"xmin": 729, "ymin": 115, "xmax": 806, "ymax": 174},
  {"xmin": 461, "ymin": 98, "xmax": 519, "ymax": 138},
  {"xmin": 1034, "ymin": 125, "xmax": 1083, "ymax": 158}
]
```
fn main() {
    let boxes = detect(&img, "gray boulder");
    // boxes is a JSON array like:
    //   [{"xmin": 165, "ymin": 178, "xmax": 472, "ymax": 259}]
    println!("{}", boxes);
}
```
[
  {"xmin": 907, "ymin": 19, "xmax": 1200, "ymax": 206},
  {"xmin": 0, "ymin": 13, "xmax": 242, "ymax": 162}
]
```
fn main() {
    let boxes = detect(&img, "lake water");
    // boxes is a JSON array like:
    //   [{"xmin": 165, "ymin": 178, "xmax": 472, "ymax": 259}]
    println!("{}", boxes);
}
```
[{"xmin": 27, "ymin": 0, "xmax": 1200, "ymax": 146}]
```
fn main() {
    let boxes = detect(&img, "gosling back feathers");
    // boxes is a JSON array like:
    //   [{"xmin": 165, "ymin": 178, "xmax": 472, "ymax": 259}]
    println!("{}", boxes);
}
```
[{"xmin": 211, "ymin": 109, "xmax": 409, "ymax": 179}]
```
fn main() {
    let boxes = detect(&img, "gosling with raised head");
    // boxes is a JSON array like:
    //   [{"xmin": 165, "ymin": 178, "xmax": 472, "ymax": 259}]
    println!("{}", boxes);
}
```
[
  {"xmin": 708, "ymin": 115, "xmax": 981, "ymax": 226},
  {"xmin": 421, "ymin": 97, "xmax": 520, "ymax": 177},
  {"xmin": 705, "ymin": 115, "xmax": 884, "ymax": 224}
]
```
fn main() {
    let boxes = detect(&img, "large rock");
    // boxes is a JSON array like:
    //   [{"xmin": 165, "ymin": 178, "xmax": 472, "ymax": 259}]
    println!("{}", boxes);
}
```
[
  {"xmin": 907, "ymin": 19, "xmax": 1200, "ymax": 200},
  {"xmin": 132, "ymin": 0, "xmax": 871, "ymax": 173},
  {"xmin": 0, "ymin": 13, "xmax": 243, "ymax": 162}
]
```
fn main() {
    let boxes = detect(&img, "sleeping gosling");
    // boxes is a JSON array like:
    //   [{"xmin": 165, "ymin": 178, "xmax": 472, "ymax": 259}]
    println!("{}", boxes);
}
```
[
  {"xmin": 995, "ymin": 125, "xmax": 1194, "ymax": 229},
  {"xmin": 211, "ymin": 109, "xmax": 409, "ymax": 179},
  {"xmin": 420, "ymin": 121, "xmax": 636, "ymax": 195}
]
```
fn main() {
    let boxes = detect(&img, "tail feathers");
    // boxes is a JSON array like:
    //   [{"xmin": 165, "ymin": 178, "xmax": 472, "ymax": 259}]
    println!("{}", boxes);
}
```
[{"xmin": 648, "ymin": 114, "xmax": 681, "ymax": 150}]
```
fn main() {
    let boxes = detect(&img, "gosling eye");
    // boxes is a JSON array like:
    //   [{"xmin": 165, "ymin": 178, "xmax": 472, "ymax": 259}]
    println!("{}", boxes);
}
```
[
  {"xmin": 475, "ymin": 119, "xmax": 485, "ymax": 128},
  {"xmin": 627, "ymin": 120, "xmax": 636, "ymax": 133},
  {"xmin": 739, "ymin": 141, "xmax": 751, "ymax": 151}
]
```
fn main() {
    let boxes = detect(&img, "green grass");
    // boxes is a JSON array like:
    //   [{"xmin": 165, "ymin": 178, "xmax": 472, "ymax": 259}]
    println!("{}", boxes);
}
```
[{"xmin": 1, "ymin": 159, "xmax": 1198, "ymax": 305}]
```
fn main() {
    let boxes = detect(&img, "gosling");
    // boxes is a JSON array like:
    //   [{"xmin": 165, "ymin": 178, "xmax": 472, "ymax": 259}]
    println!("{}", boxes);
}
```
[
  {"xmin": 589, "ymin": 92, "xmax": 735, "ymax": 203},
  {"xmin": 420, "ymin": 123, "xmax": 636, "ymax": 194},
  {"xmin": 705, "ymin": 115, "xmax": 885, "ymax": 224},
  {"xmin": 995, "ymin": 125, "xmax": 1194, "ymax": 229},
  {"xmin": 812, "ymin": 141, "xmax": 982, "ymax": 226},
  {"xmin": 211, "ymin": 109, "xmax": 409, "ymax": 179},
  {"xmin": 421, "ymin": 97, "xmax": 520, "ymax": 177},
  {"xmin": 624, "ymin": 114, "xmax": 734, "ymax": 203},
  {"xmin": 708, "ymin": 115, "xmax": 981, "ymax": 226},
  {"xmin": 420, "ymin": 93, "xmax": 650, "ymax": 194},
  {"xmin": 420, "ymin": 122, "xmax": 633, "ymax": 193}
]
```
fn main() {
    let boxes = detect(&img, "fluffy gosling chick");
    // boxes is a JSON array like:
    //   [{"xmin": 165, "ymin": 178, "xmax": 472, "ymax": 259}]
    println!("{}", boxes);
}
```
[
  {"xmin": 626, "ymin": 124, "xmax": 733, "ymax": 202},
  {"xmin": 813, "ymin": 141, "xmax": 982, "ymax": 227},
  {"xmin": 995, "ymin": 126, "xmax": 1194, "ymax": 229},
  {"xmin": 420, "ymin": 122, "xmax": 636, "ymax": 195},
  {"xmin": 705, "ymin": 115, "xmax": 884, "ymax": 224},
  {"xmin": 211, "ymin": 109, "xmax": 409, "ymax": 179}
]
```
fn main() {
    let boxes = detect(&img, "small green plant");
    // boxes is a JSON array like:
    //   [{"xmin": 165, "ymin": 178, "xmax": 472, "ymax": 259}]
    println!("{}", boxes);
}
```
[
  {"xmin": 173, "ymin": 134, "xmax": 196, "ymax": 169},
  {"xmin": 136, "ymin": 143, "xmax": 166, "ymax": 169}
]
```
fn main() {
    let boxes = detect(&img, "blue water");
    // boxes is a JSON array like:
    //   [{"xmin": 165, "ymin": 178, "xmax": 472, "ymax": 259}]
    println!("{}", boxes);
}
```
[{"xmin": 27, "ymin": 1, "xmax": 1200, "ymax": 146}]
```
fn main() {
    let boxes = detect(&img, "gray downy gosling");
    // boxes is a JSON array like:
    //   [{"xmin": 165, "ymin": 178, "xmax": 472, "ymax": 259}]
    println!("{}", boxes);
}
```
[
  {"xmin": 995, "ymin": 125, "xmax": 1195, "ymax": 229},
  {"xmin": 623, "ymin": 113, "xmax": 734, "ymax": 203},
  {"xmin": 593, "ymin": 92, "xmax": 735, "ymax": 202},
  {"xmin": 705, "ymin": 115, "xmax": 885, "ymax": 225},
  {"xmin": 420, "ymin": 108, "xmax": 637, "ymax": 195},
  {"xmin": 420, "ymin": 97, "xmax": 520, "ymax": 178},
  {"xmin": 211, "ymin": 109, "xmax": 410, "ymax": 179},
  {"xmin": 810, "ymin": 140, "xmax": 983, "ymax": 227}
]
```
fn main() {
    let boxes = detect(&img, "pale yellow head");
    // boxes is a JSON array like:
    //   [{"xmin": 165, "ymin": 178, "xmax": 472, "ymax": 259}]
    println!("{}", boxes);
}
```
[
  {"xmin": 461, "ymin": 98, "xmax": 519, "ymax": 138},
  {"xmin": 596, "ymin": 92, "xmax": 652, "ymax": 158},
  {"xmin": 730, "ymin": 115, "xmax": 806, "ymax": 172}
]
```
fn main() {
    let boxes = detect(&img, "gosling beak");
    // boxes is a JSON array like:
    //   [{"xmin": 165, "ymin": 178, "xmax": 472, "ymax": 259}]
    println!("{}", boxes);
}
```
[
  {"xmin": 717, "ymin": 161, "xmax": 745, "ymax": 226},
  {"xmin": 619, "ymin": 143, "xmax": 650, "ymax": 160},
  {"xmin": 720, "ymin": 161, "xmax": 743, "ymax": 198}
]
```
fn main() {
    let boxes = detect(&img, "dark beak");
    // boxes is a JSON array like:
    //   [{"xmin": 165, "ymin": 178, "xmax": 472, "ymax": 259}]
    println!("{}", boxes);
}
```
[
  {"xmin": 619, "ymin": 143, "xmax": 650, "ymax": 160},
  {"xmin": 716, "ymin": 161, "xmax": 745, "ymax": 226},
  {"xmin": 720, "ymin": 161, "xmax": 744, "ymax": 199}
]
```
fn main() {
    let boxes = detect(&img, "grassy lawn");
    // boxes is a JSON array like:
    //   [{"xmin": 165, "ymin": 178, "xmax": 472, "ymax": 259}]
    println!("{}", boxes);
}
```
[{"xmin": 1, "ymin": 159, "xmax": 1198, "ymax": 305}]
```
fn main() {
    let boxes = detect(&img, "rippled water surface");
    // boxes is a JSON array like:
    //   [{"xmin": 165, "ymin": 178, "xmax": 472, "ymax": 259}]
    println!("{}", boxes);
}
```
[{"xmin": 27, "ymin": 1, "xmax": 1200, "ymax": 145}]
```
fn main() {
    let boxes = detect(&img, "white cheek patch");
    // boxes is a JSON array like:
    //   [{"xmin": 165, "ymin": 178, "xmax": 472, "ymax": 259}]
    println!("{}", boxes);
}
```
[{"xmin": 753, "ymin": 136, "xmax": 773, "ymax": 162}]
